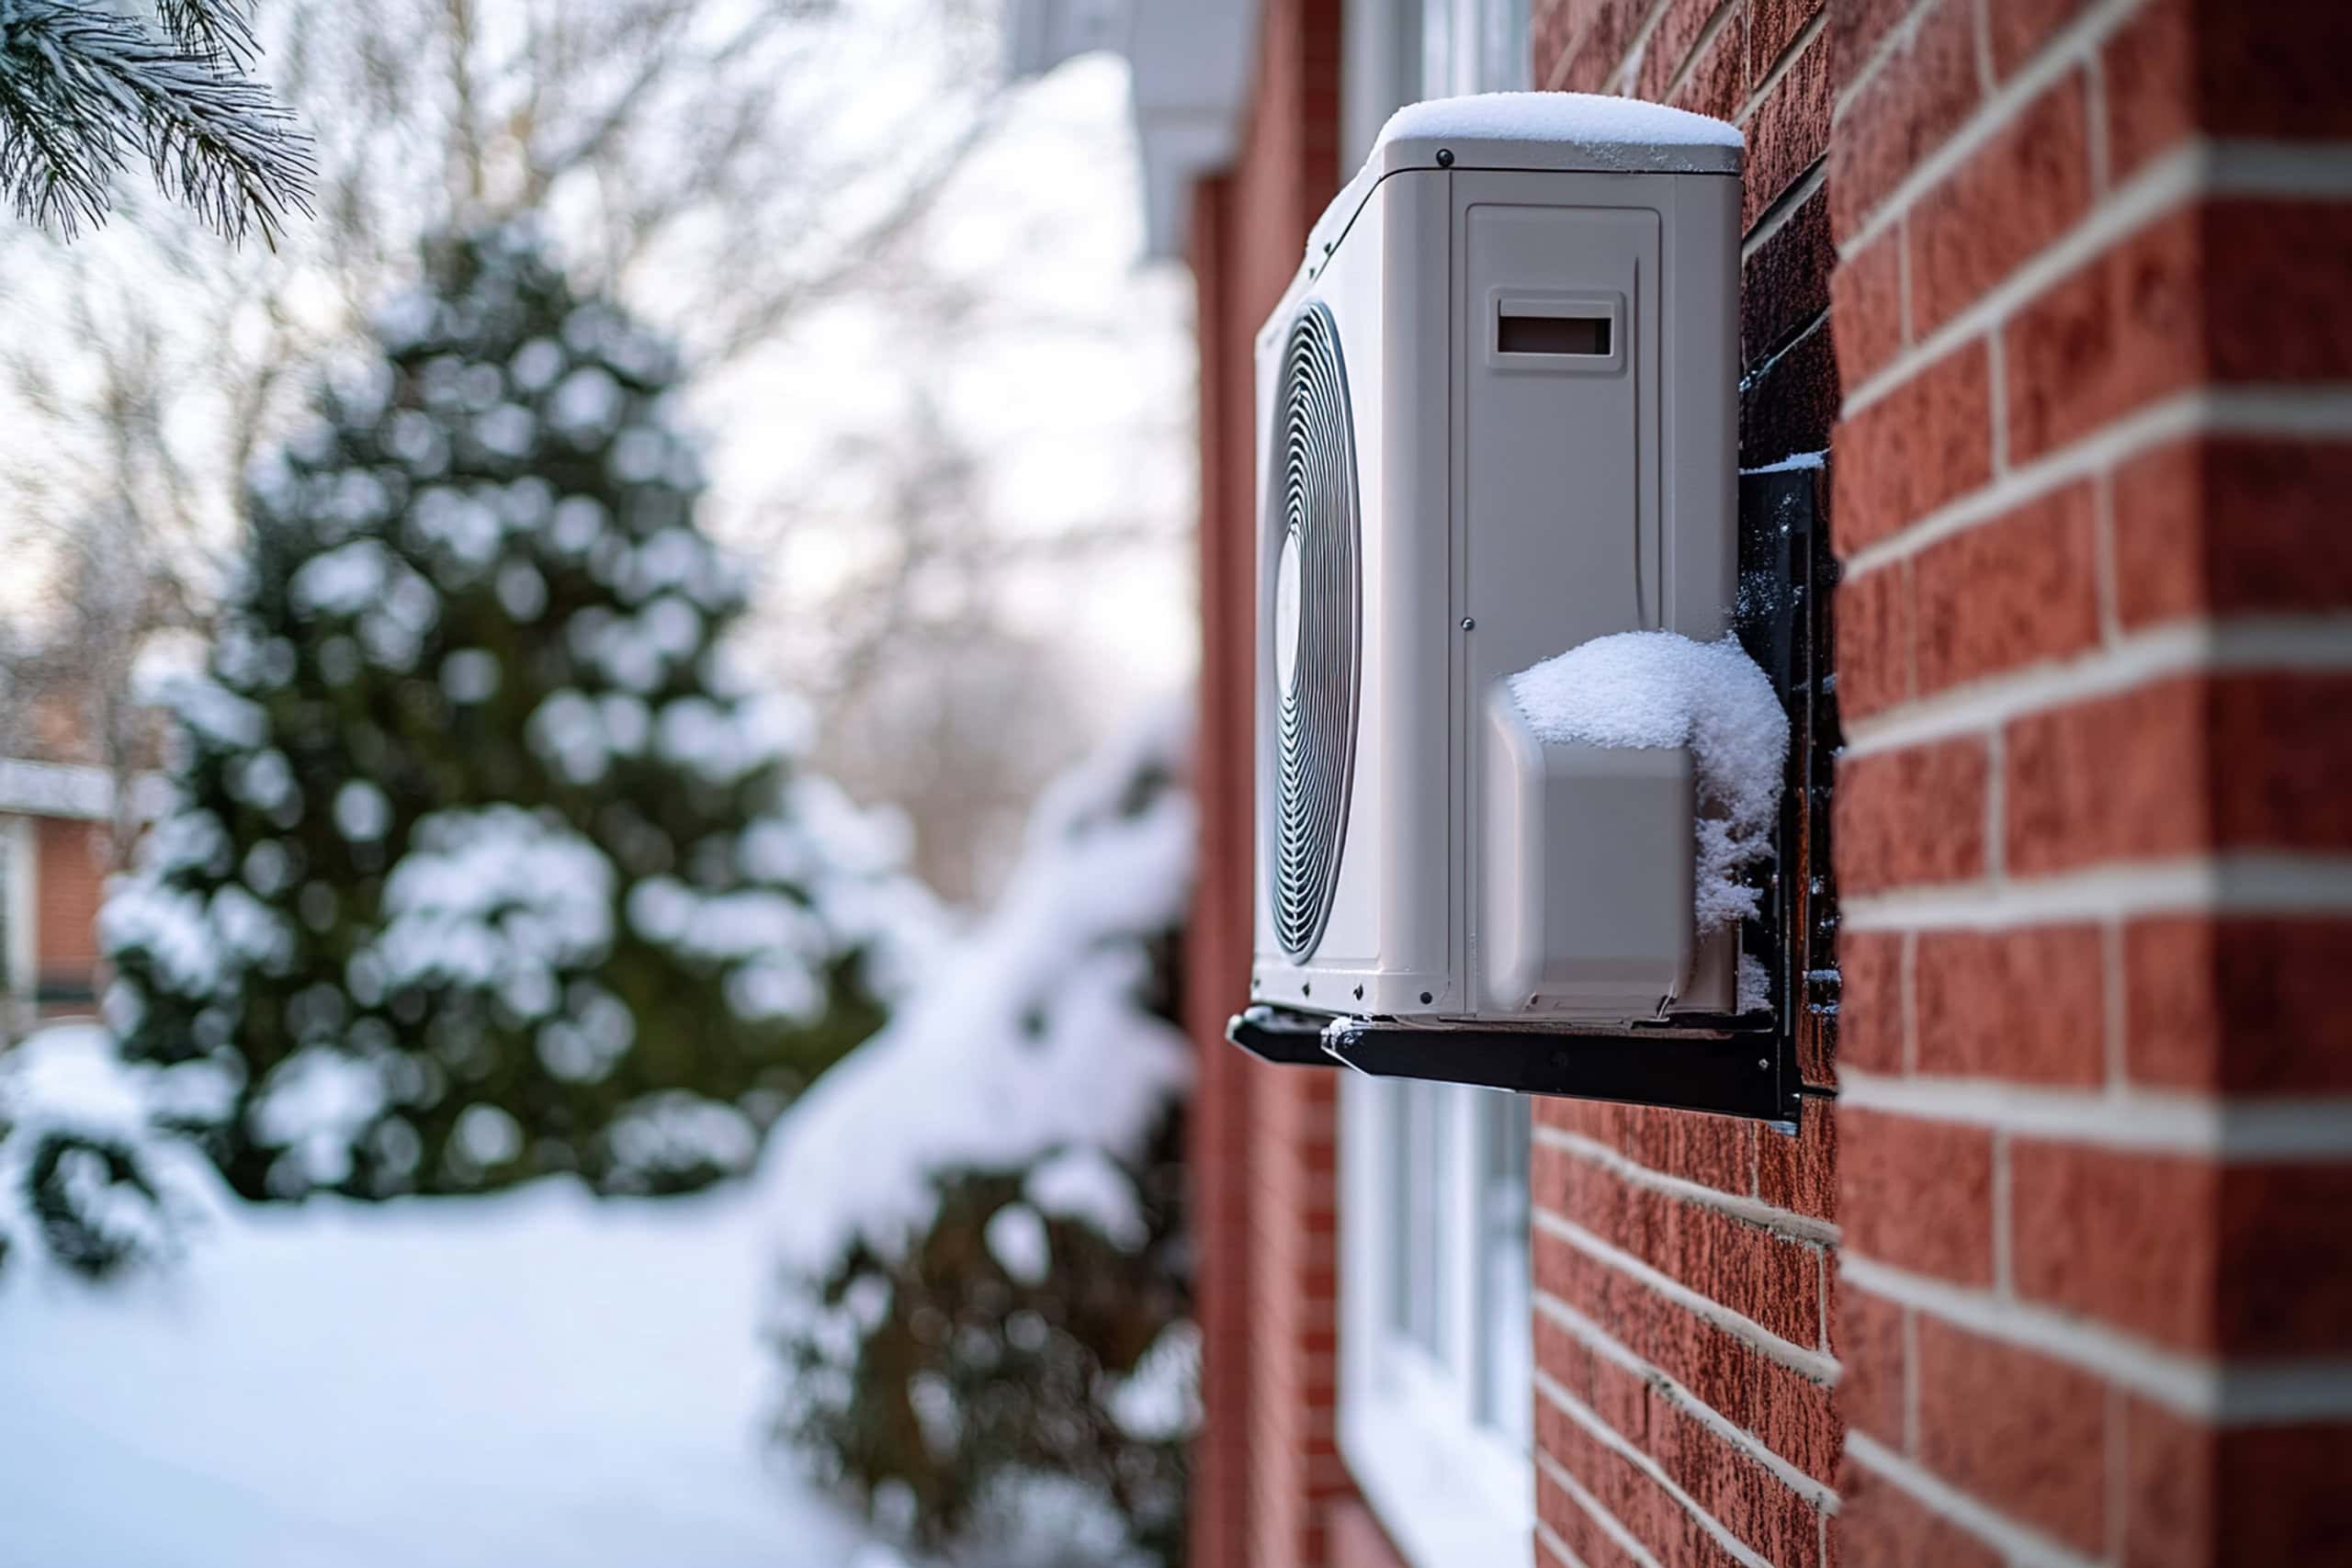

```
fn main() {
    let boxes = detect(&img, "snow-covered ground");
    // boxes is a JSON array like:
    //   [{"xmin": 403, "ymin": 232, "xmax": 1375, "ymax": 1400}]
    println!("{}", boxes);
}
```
[{"xmin": 0, "ymin": 1028, "xmax": 888, "ymax": 1568}]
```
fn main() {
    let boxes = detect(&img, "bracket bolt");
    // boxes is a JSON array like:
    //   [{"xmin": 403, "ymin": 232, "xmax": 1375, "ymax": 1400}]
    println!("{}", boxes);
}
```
[{"xmin": 1758, "ymin": 1058, "xmax": 1770, "ymax": 1071}]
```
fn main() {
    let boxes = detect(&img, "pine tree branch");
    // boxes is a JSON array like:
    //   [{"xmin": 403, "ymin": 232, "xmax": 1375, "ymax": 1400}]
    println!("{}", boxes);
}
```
[{"xmin": 0, "ymin": 0, "xmax": 313, "ymax": 243}]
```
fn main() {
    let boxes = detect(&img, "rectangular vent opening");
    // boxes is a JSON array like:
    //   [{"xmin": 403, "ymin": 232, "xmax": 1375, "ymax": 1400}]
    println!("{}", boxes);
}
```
[{"xmin": 1498, "ymin": 313, "xmax": 1611, "ymax": 355}]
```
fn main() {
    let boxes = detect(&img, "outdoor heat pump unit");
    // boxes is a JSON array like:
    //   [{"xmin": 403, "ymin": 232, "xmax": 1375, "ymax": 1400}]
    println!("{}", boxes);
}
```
[{"xmin": 1229, "ymin": 95, "xmax": 1814, "ymax": 1127}]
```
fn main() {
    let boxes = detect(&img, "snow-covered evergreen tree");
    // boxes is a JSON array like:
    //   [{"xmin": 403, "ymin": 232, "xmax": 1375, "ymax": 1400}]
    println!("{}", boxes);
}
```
[
  {"xmin": 0, "ymin": 0, "xmax": 311, "ymax": 241},
  {"xmin": 769, "ymin": 714, "xmax": 1196, "ymax": 1567},
  {"xmin": 101, "ymin": 225, "xmax": 905, "ymax": 1201}
]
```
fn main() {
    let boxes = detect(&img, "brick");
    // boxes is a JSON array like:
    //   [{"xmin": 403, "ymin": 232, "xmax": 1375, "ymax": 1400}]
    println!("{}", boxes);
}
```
[
  {"xmin": 1537, "ymin": 1390, "xmax": 1751, "ymax": 1568},
  {"xmin": 1984, "ymin": 0, "xmax": 2097, "ymax": 80},
  {"xmin": 1747, "ymin": 186, "xmax": 1834, "ymax": 367},
  {"xmin": 1834, "ymin": 559, "xmax": 1910, "ymax": 723},
  {"xmin": 1536, "ymin": 1466, "xmax": 1651, "ymax": 1568},
  {"xmin": 1618, "ymin": 1105, "xmax": 1756, "ymax": 1196},
  {"xmin": 2123, "ymin": 1403, "xmax": 2352, "ymax": 1568},
  {"xmin": 2105, "ymin": 0, "xmax": 2352, "ymax": 182},
  {"xmin": 1741, "ymin": 313, "xmax": 1838, "ymax": 468},
  {"xmin": 2125, "ymin": 916, "xmax": 2352, "ymax": 1093},
  {"xmin": 1914, "ymin": 925, "xmax": 2105, "ymax": 1083},
  {"xmin": 1831, "ymin": 339, "xmax": 1991, "ymax": 553},
  {"xmin": 2202, "ymin": 201, "xmax": 2352, "ymax": 385},
  {"xmin": 2209, "ymin": 672, "xmax": 2352, "ymax": 855},
  {"xmin": 1837, "ymin": 1108, "xmax": 1994, "ymax": 1283},
  {"xmin": 1540, "ymin": 1310, "xmax": 1656, "ymax": 1445},
  {"xmin": 1532, "ymin": 0, "xmax": 1582, "ymax": 88},
  {"xmin": 1836, "ymin": 1458, "xmax": 2005, "ymax": 1568},
  {"xmin": 1835, "ymin": 1283, "xmax": 1906, "ymax": 1449},
  {"xmin": 2003, "ymin": 677, "xmax": 2209, "ymax": 874},
  {"xmin": 1670, "ymin": 4, "xmax": 1749, "ymax": 124},
  {"xmin": 1535, "ymin": 1140, "xmax": 1825, "ymax": 1345},
  {"xmin": 2006, "ymin": 201, "xmax": 2352, "ymax": 465},
  {"xmin": 1827, "ymin": 0, "xmax": 1981, "ymax": 241},
  {"xmin": 1830, "ymin": 0, "xmax": 1909, "ymax": 96},
  {"xmin": 1912, "ymin": 482, "xmax": 2100, "ymax": 694},
  {"xmin": 2113, "ymin": 437, "xmax": 2352, "ymax": 626},
  {"xmin": 2001, "ymin": 205, "xmax": 2199, "ymax": 463},
  {"xmin": 1914, "ymin": 1316, "xmax": 2108, "ymax": 1552},
  {"xmin": 1540, "ymin": 1095, "xmax": 1628, "ymax": 1149},
  {"xmin": 1637, "ymin": 0, "xmax": 1730, "ymax": 106},
  {"xmin": 1534, "ymin": 1228, "xmax": 1843, "ymax": 1483},
  {"xmin": 1828, "ymin": 222, "xmax": 1905, "ymax": 391},
  {"xmin": 1758, "ymin": 1104, "xmax": 1837, "ymax": 1220},
  {"xmin": 2011, "ymin": 1144, "xmax": 2352, "ymax": 1355},
  {"xmin": 1548, "ymin": 0, "xmax": 1645, "ymax": 93},
  {"xmin": 1743, "ymin": 29, "xmax": 1831, "ymax": 230},
  {"xmin": 1835, "ymin": 931, "xmax": 1905, "ymax": 1075},
  {"xmin": 1909, "ymin": 70, "xmax": 2092, "ymax": 337},
  {"xmin": 1748, "ymin": 0, "xmax": 1821, "ymax": 81},
  {"xmin": 1650, "ymin": 1391, "xmax": 1825, "ymax": 1566},
  {"xmin": 1833, "ymin": 739, "xmax": 1988, "ymax": 895}
]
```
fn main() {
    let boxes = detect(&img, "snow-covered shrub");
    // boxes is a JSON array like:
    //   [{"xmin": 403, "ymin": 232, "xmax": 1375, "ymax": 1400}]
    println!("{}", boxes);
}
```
[
  {"xmin": 0, "ymin": 1024, "xmax": 225, "ymax": 1279},
  {"xmin": 101, "ymin": 226, "xmax": 923, "ymax": 1201},
  {"xmin": 769, "ymin": 713, "xmax": 1197, "ymax": 1568}
]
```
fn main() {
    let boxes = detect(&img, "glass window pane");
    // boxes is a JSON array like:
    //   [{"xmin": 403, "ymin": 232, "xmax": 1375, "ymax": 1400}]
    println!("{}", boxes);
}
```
[
  {"xmin": 1481, "ymin": 0, "xmax": 1532, "ymax": 92},
  {"xmin": 1471, "ymin": 1089, "xmax": 1532, "ymax": 1445},
  {"xmin": 1405, "ymin": 1082, "xmax": 1451, "ymax": 1355}
]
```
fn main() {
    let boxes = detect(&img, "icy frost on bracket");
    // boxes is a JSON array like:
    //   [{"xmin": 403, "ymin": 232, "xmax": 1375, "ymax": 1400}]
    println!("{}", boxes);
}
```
[{"xmin": 1508, "ymin": 630, "xmax": 1789, "ymax": 933}]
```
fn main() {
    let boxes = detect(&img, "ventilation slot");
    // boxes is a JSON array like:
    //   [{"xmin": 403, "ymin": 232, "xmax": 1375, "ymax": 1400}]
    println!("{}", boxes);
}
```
[{"xmin": 1271, "ymin": 300, "xmax": 1363, "ymax": 961}]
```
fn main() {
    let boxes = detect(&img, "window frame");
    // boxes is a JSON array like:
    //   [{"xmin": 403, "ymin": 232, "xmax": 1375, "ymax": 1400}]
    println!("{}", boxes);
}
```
[{"xmin": 1339, "ymin": 1072, "xmax": 1535, "ymax": 1568}]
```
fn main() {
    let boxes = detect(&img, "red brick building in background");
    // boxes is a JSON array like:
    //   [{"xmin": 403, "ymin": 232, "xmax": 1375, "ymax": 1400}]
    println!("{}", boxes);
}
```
[
  {"xmin": 0, "ymin": 752, "xmax": 119, "ymax": 1038},
  {"xmin": 1013, "ymin": 2, "xmax": 2351, "ymax": 1562}
]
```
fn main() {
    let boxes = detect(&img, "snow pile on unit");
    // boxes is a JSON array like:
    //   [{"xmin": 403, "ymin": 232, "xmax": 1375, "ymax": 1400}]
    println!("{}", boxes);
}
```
[
  {"xmin": 1508, "ymin": 630, "xmax": 1788, "ymax": 933},
  {"xmin": 1378, "ymin": 91, "xmax": 1744, "ymax": 152},
  {"xmin": 765, "ymin": 708, "xmax": 1193, "ymax": 1281}
]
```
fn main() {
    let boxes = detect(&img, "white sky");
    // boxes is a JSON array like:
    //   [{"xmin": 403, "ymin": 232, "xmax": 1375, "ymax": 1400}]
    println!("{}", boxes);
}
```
[{"xmin": 705, "ymin": 51, "xmax": 1201, "ymax": 737}]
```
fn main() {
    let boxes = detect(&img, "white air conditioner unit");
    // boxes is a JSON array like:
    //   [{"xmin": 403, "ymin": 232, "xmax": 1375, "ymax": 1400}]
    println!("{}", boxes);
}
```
[{"xmin": 1250, "ymin": 93, "xmax": 1749, "ymax": 1031}]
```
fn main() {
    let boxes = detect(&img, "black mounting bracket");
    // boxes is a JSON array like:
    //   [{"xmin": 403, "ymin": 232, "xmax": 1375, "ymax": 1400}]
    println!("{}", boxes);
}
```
[
  {"xmin": 1227, "ymin": 1004, "xmax": 1800, "ymax": 1128},
  {"xmin": 1222, "ymin": 462, "xmax": 1840, "ymax": 1133}
]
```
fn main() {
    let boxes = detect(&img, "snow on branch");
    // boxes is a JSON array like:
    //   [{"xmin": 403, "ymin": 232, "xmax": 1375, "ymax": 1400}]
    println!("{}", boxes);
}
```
[{"xmin": 0, "ymin": 0, "xmax": 313, "ymax": 243}]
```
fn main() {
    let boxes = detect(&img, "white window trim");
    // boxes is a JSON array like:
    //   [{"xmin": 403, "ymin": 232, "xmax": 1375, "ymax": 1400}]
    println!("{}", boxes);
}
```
[{"xmin": 1339, "ymin": 1072, "xmax": 1534, "ymax": 1568}]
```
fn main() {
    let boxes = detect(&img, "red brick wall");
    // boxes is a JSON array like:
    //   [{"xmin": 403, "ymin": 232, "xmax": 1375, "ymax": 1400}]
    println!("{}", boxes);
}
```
[
  {"xmin": 1186, "ymin": 4, "xmax": 1399, "ymax": 1568},
  {"xmin": 1529, "ymin": 4, "xmax": 1844, "ymax": 1564},
  {"xmin": 1825, "ymin": 0, "xmax": 2352, "ymax": 1562}
]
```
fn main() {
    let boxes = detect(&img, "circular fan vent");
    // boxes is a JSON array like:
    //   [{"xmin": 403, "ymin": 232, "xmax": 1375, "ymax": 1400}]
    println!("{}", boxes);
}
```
[{"xmin": 1269, "ymin": 301, "xmax": 1363, "ymax": 962}]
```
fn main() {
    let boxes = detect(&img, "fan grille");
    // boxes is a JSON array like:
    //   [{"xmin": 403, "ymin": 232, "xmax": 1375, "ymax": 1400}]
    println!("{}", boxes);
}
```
[{"xmin": 1271, "ymin": 301, "xmax": 1362, "ymax": 962}]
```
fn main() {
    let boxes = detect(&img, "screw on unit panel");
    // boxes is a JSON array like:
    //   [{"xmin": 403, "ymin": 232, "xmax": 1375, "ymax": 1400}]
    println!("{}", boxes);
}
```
[
  {"xmin": 1758, "ymin": 1058, "xmax": 1770, "ymax": 1071},
  {"xmin": 1436, "ymin": 149, "xmax": 1454, "ymax": 167},
  {"xmin": 1460, "ymin": 616, "xmax": 1475, "ymax": 630},
  {"xmin": 1353, "ymin": 985, "xmax": 1363, "ymax": 999},
  {"xmin": 1419, "ymin": 991, "xmax": 1433, "ymax": 1004}
]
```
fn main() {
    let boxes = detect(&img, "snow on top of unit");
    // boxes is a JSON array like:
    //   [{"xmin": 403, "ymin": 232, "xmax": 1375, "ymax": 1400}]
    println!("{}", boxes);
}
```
[
  {"xmin": 1377, "ymin": 91, "xmax": 1745, "ymax": 153},
  {"xmin": 1508, "ymin": 631, "xmax": 1788, "ymax": 933}
]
